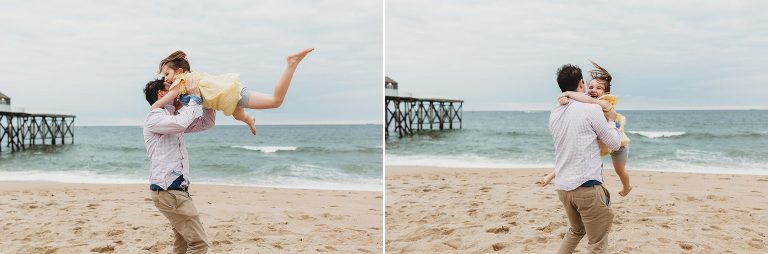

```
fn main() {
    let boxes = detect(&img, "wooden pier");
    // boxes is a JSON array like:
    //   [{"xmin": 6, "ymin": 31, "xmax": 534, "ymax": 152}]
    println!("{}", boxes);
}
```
[
  {"xmin": 0, "ymin": 110, "xmax": 75, "ymax": 154},
  {"xmin": 385, "ymin": 96, "xmax": 463, "ymax": 138},
  {"xmin": 384, "ymin": 77, "xmax": 463, "ymax": 138}
]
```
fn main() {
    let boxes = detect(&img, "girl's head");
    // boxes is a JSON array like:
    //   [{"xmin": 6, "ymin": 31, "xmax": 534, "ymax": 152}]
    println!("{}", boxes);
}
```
[
  {"xmin": 587, "ymin": 60, "xmax": 612, "ymax": 98},
  {"xmin": 587, "ymin": 79, "xmax": 609, "ymax": 98},
  {"xmin": 159, "ymin": 50, "xmax": 191, "ymax": 85}
]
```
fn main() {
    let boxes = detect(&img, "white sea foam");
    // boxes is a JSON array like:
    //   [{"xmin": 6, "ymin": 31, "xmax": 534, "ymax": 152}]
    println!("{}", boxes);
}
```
[
  {"xmin": 0, "ymin": 169, "xmax": 382, "ymax": 191},
  {"xmin": 387, "ymin": 150, "xmax": 768, "ymax": 175},
  {"xmin": 386, "ymin": 155, "xmax": 553, "ymax": 169},
  {"xmin": 628, "ymin": 131, "xmax": 686, "ymax": 138},
  {"xmin": 232, "ymin": 146, "xmax": 298, "ymax": 153},
  {"xmin": 0, "ymin": 170, "xmax": 145, "ymax": 184}
]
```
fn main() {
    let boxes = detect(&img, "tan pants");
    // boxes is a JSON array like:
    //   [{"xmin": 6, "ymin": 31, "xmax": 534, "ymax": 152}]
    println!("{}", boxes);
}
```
[
  {"xmin": 151, "ymin": 190, "xmax": 209, "ymax": 254},
  {"xmin": 556, "ymin": 185, "xmax": 614, "ymax": 254}
]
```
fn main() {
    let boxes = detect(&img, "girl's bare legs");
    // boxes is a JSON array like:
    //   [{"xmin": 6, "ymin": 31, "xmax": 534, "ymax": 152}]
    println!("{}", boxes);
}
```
[
  {"xmin": 232, "ymin": 106, "xmax": 256, "ymax": 135},
  {"xmin": 614, "ymin": 160, "xmax": 632, "ymax": 196},
  {"xmin": 244, "ymin": 48, "xmax": 314, "ymax": 109}
]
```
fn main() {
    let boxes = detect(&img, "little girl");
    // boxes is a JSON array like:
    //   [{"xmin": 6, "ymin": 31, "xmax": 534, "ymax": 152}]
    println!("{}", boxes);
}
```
[
  {"xmin": 538, "ymin": 61, "xmax": 633, "ymax": 197},
  {"xmin": 150, "ymin": 48, "xmax": 315, "ymax": 135}
]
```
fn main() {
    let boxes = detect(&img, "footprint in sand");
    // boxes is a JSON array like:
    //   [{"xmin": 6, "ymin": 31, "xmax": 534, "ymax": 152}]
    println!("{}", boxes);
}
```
[
  {"xmin": 106, "ymin": 229, "xmax": 125, "ymax": 236},
  {"xmin": 90, "ymin": 245, "xmax": 115, "ymax": 253},
  {"xmin": 500, "ymin": 211, "xmax": 518, "ymax": 218},
  {"xmin": 492, "ymin": 243, "xmax": 507, "ymax": 251},
  {"xmin": 536, "ymin": 222, "xmax": 564, "ymax": 233},
  {"xmin": 678, "ymin": 241, "xmax": 695, "ymax": 250},
  {"xmin": 748, "ymin": 238, "xmax": 765, "ymax": 249},
  {"xmin": 486, "ymin": 226, "xmax": 509, "ymax": 234}
]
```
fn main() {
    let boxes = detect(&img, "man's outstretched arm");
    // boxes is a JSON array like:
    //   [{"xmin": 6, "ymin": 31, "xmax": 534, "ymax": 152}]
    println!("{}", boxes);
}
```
[{"xmin": 185, "ymin": 107, "xmax": 216, "ymax": 133}]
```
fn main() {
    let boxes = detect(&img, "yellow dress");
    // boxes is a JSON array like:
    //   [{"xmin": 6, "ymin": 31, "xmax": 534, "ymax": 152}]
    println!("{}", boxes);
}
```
[
  {"xmin": 170, "ymin": 72, "xmax": 244, "ymax": 116},
  {"xmin": 598, "ymin": 95, "xmax": 631, "ymax": 156}
]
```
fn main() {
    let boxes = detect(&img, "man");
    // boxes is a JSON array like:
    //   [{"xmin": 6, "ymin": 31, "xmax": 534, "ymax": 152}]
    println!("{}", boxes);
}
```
[
  {"xmin": 549, "ymin": 64, "xmax": 621, "ymax": 254},
  {"xmin": 143, "ymin": 78, "xmax": 215, "ymax": 254}
]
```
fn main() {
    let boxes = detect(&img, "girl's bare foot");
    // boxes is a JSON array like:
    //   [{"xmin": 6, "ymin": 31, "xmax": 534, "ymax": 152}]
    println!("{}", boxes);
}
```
[
  {"xmin": 619, "ymin": 186, "xmax": 633, "ymax": 197},
  {"xmin": 246, "ymin": 115, "xmax": 257, "ymax": 135},
  {"xmin": 287, "ymin": 48, "xmax": 315, "ymax": 67}
]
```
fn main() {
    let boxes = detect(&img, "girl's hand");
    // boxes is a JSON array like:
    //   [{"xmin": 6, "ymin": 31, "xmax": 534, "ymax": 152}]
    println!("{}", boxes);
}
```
[{"xmin": 557, "ymin": 92, "xmax": 570, "ymax": 105}]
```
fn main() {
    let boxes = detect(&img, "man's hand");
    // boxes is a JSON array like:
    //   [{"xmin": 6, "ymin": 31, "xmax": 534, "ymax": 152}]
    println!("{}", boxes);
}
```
[{"xmin": 185, "ymin": 78, "xmax": 201, "ymax": 96}]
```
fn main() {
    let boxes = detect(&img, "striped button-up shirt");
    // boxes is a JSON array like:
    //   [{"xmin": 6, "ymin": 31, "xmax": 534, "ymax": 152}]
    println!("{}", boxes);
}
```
[
  {"xmin": 143, "ymin": 101, "xmax": 215, "ymax": 190},
  {"xmin": 549, "ymin": 100, "xmax": 621, "ymax": 191}
]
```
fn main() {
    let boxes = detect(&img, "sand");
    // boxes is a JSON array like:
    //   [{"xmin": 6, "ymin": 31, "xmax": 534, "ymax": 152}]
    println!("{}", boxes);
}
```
[
  {"xmin": 386, "ymin": 166, "xmax": 768, "ymax": 253},
  {"xmin": 0, "ymin": 182, "xmax": 382, "ymax": 253}
]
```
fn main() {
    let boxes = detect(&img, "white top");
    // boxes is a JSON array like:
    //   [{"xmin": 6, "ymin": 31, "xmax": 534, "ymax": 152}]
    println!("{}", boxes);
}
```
[{"xmin": 549, "ymin": 100, "xmax": 621, "ymax": 191}]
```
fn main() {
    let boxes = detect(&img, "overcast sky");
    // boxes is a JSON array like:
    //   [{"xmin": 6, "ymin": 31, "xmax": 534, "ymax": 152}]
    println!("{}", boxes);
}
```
[
  {"xmin": 0, "ymin": 1, "xmax": 382, "ymax": 125},
  {"xmin": 386, "ymin": 0, "xmax": 768, "ymax": 110}
]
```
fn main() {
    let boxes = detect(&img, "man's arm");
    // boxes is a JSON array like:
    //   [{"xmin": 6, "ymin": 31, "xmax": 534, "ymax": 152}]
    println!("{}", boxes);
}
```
[
  {"xmin": 145, "ymin": 102, "xmax": 202, "ymax": 135},
  {"xmin": 588, "ymin": 105, "xmax": 621, "ymax": 150},
  {"xmin": 185, "ymin": 108, "xmax": 216, "ymax": 133}
]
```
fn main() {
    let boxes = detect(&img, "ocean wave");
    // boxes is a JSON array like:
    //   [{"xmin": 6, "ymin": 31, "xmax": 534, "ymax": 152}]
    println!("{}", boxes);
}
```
[
  {"xmin": 629, "ymin": 131, "xmax": 768, "ymax": 139},
  {"xmin": 628, "ymin": 131, "xmax": 686, "ymax": 138},
  {"xmin": 232, "ymin": 146, "xmax": 298, "ymax": 153}
]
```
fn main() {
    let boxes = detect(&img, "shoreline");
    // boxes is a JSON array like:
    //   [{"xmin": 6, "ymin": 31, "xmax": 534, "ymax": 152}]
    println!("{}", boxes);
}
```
[
  {"xmin": 0, "ymin": 180, "xmax": 384, "ymax": 192},
  {"xmin": 0, "ymin": 182, "xmax": 383, "ymax": 253},
  {"xmin": 385, "ymin": 163, "xmax": 768, "ymax": 176},
  {"xmin": 385, "ymin": 166, "xmax": 768, "ymax": 253}
]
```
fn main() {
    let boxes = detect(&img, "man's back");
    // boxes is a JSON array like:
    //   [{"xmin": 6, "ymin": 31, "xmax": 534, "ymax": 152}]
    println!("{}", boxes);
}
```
[{"xmin": 549, "ymin": 100, "xmax": 620, "ymax": 191}]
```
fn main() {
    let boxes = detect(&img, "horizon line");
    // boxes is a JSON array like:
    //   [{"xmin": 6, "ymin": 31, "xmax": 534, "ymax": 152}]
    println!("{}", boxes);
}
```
[
  {"xmin": 78, "ymin": 121, "xmax": 384, "ymax": 127},
  {"xmin": 467, "ymin": 107, "xmax": 768, "ymax": 112}
]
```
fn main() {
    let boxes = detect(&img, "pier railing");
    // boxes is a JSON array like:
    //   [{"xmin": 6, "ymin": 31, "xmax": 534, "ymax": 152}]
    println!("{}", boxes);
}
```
[
  {"xmin": 0, "ymin": 110, "xmax": 75, "ymax": 154},
  {"xmin": 385, "ymin": 96, "xmax": 463, "ymax": 138}
]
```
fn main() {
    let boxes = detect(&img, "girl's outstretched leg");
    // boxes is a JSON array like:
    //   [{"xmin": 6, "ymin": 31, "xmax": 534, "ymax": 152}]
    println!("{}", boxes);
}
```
[
  {"xmin": 232, "ymin": 106, "xmax": 256, "ymax": 135},
  {"xmin": 244, "ymin": 48, "xmax": 314, "ymax": 110}
]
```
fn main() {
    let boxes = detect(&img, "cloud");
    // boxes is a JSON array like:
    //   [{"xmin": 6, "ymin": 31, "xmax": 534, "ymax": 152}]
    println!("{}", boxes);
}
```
[
  {"xmin": 386, "ymin": 0, "xmax": 768, "ymax": 110},
  {"xmin": 0, "ymin": 1, "xmax": 383, "ymax": 125}
]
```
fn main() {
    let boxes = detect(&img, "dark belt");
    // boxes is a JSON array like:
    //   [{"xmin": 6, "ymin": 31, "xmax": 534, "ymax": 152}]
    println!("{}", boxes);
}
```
[
  {"xmin": 150, "ymin": 184, "xmax": 188, "ymax": 192},
  {"xmin": 580, "ymin": 180, "xmax": 602, "ymax": 187}
]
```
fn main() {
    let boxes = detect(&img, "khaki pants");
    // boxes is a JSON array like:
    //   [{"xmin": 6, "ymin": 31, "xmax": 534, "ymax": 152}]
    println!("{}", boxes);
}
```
[
  {"xmin": 151, "ymin": 190, "xmax": 209, "ymax": 254},
  {"xmin": 556, "ymin": 185, "xmax": 614, "ymax": 254}
]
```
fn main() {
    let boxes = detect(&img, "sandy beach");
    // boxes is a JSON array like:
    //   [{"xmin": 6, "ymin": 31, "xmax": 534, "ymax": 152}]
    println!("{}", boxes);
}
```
[
  {"xmin": 386, "ymin": 166, "xmax": 768, "ymax": 253},
  {"xmin": 0, "ymin": 182, "xmax": 382, "ymax": 253}
]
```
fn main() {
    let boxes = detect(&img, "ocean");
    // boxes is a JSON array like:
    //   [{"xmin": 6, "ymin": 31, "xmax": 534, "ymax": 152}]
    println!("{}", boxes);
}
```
[
  {"xmin": 386, "ymin": 110, "xmax": 768, "ymax": 175},
  {"xmin": 0, "ymin": 124, "xmax": 383, "ymax": 191}
]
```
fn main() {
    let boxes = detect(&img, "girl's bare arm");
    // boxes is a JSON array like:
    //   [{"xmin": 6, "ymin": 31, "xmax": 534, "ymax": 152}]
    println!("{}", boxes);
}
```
[
  {"xmin": 558, "ymin": 91, "xmax": 611, "ymax": 110},
  {"xmin": 151, "ymin": 85, "xmax": 180, "ymax": 110}
]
